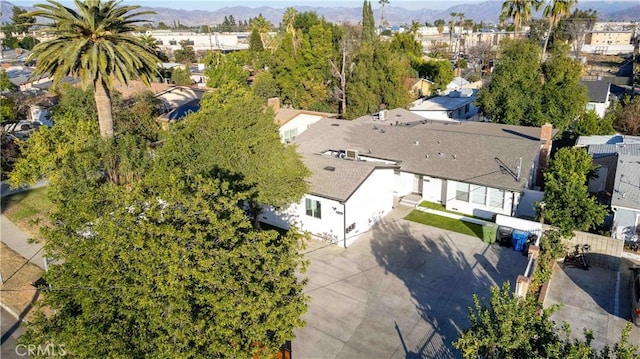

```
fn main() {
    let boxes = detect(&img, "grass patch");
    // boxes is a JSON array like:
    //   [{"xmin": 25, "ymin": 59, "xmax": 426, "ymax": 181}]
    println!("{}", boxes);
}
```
[
  {"xmin": 406, "ymin": 210, "xmax": 484, "ymax": 239},
  {"xmin": 1, "ymin": 187, "xmax": 53, "ymax": 236},
  {"xmin": 417, "ymin": 201, "xmax": 487, "ymax": 221}
]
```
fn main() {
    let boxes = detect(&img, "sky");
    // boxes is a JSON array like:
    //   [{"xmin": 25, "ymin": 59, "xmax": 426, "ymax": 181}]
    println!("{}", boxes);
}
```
[{"xmin": 13, "ymin": 0, "xmax": 638, "ymax": 11}]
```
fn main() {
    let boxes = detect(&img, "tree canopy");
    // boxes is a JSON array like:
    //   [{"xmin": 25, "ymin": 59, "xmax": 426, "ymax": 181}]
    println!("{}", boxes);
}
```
[
  {"xmin": 477, "ymin": 39, "xmax": 587, "ymax": 131},
  {"xmin": 454, "ymin": 282, "xmax": 639, "ymax": 358},
  {"xmin": 543, "ymin": 147, "xmax": 608, "ymax": 237},
  {"xmin": 12, "ymin": 84, "xmax": 309, "ymax": 357}
]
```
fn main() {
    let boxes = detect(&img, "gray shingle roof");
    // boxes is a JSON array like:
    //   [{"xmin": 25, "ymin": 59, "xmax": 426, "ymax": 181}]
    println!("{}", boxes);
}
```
[
  {"xmin": 588, "ymin": 143, "xmax": 640, "ymax": 158},
  {"xmin": 582, "ymin": 80, "xmax": 610, "ymax": 103},
  {"xmin": 612, "ymin": 154, "xmax": 640, "ymax": 210},
  {"xmin": 302, "ymin": 154, "xmax": 394, "ymax": 202},
  {"xmin": 295, "ymin": 108, "xmax": 546, "ymax": 192}
]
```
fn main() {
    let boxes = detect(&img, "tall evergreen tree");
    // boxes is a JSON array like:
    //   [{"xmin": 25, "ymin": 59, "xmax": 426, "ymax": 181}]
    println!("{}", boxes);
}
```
[{"xmin": 361, "ymin": 0, "xmax": 376, "ymax": 43}]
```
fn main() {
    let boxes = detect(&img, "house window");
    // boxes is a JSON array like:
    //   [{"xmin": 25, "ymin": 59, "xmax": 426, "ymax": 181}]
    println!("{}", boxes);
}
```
[
  {"xmin": 282, "ymin": 128, "xmax": 298, "ymax": 143},
  {"xmin": 456, "ymin": 182, "xmax": 470, "ymax": 202},
  {"xmin": 305, "ymin": 198, "xmax": 321, "ymax": 219},
  {"xmin": 464, "ymin": 104, "xmax": 470, "ymax": 113},
  {"xmin": 586, "ymin": 103, "xmax": 596, "ymax": 111},
  {"xmin": 488, "ymin": 188, "xmax": 505, "ymax": 208},
  {"xmin": 471, "ymin": 185, "xmax": 487, "ymax": 205},
  {"xmin": 156, "ymin": 40, "xmax": 163, "ymax": 45},
  {"xmin": 169, "ymin": 40, "xmax": 177, "ymax": 45}
]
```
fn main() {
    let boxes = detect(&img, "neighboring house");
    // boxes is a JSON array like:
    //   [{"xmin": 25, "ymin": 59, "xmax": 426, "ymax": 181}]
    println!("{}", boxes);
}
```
[
  {"xmin": 446, "ymin": 76, "xmax": 470, "ymax": 91},
  {"xmin": 611, "ymin": 154, "xmax": 640, "ymax": 241},
  {"xmin": 406, "ymin": 78, "xmax": 434, "ymax": 98},
  {"xmin": 155, "ymin": 86, "xmax": 207, "ymax": 127},
  {"xmin": 263, "ymin": 108, "xmax": 554, "ymax": 247},
  {"xmin": 270, "ymin": 98, "xmax": 337, "ymax": 143},
  {"xmin": 576, "ymin": 134, "xmax": 640, "ymax": 241},
  {"xmin": 582, "ymin": 80, "xmax": 611, "ymax": 118},
  {"xmin": 409, "ymin": 89, "xmax": 478, "ymax": 121},
  {"xmin": 576, "ymin": 134, "xmax": 640, "ymax": 195}
]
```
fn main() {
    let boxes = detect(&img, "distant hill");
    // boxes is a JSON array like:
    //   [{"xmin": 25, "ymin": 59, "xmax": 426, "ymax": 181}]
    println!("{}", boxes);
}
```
[{"xmin": 4, "ymin": 1, "xmax": 640, "ymax": 27}]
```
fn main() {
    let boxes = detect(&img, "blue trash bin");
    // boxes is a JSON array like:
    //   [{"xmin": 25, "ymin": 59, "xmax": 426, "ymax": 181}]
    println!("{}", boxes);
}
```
[{"xmin": 511, "ymin": 230, "xmax": 529, "ymax": 253}]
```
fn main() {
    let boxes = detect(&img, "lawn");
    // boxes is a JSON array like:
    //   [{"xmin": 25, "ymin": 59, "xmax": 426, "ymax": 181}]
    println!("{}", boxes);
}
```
[
  {"xmin": 405, "ymin": 209, "xmax": 484, "ymax": 239},
  {"xmin": 417, "ymin": 201, "xmax": 485, "ymax": 220},
  {"xmin": 1, "ymin": 187, "xmax": 53, "ymax": 237}
]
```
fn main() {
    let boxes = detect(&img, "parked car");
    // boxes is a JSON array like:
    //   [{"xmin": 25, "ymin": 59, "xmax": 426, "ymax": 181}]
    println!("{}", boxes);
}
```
[{"xmin": 630, "ymin": 265, "xmax": 640, "ymax": 326}]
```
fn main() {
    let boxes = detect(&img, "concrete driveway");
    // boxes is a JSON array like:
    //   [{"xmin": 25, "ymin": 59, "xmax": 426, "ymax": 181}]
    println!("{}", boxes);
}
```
[
  {"xmin": 293, "ymin": 207, "xmax": 528, "ymax": 358},
  {"xmin": 544, "ymin": 256, "xmax": 640, "ymax": 351}
]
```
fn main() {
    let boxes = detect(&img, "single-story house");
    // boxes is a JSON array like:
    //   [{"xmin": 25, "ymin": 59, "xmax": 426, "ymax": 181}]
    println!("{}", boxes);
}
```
[
  {"xmin": 582, "ymin": 80, "xmax": 611, "ymax": 118},
  {"xmin": 263, "ymin": 108, "xmax": 554, "ymax": 247},
  {"xmin": 270, "ymin": 97, "xmax": 337, "ymax": 143},
  {"xmin": 611, "ymin": 154, "xmax": 640, "ymax": 241},
  {"xmin": 409, "ymin": 89, "xmax": 478, "ymax": 121}
]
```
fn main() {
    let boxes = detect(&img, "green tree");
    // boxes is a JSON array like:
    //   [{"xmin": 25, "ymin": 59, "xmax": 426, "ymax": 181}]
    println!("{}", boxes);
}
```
[
  {"xmin": 140, "ymin": 34, "xmax": 169, "ymax": 62},
  {"xmin": 170, "ymin": 66, "xmax": 193, "ymax": 86},
  {"xmin": 477, "ymin": 39, "xmax": 586, "ymax": 130},
  {"xmin": 25, "ymin": 0, "xmax": 160, "ymax": 139},
  {"xmin": 362, "ymin": 0, "xmax": 376, "ymax": 43},
  {"xmin": 390, "ymin": 31, "xmax": 422, "ymax": 58},
  {"xmin": 252, "ymin": 71, "xmax": 280, "ymax": 100},
  {"xmin": 454, "ymin": 282, "xmax": 561, "ymax": 358},
  {"xmin": 543, "ymin": 147, "xmax": 608, "ymax": 237},
  {"xmin": 570, "ymin": 110, "xmax": 615, "ymax": 137},
  {"xmin": 611, "ymin": 95, "xmax": 640, "ymax": 136},
  {"xmin": 541, "ymin": 0, "xmax": 577, "ymax": 61},
  {"xmin": 158, "ymin": 84, "xmax": 311, "ymax": 221},
  {"xmin": 156, "ymin": 21, "xmax": 170, "ymax": 30},
  {"xmin": 204, "ymin": 51, "xmax": 249, "ymax": 88},
  {"xmin": 454, "ymin": 282, "xmax": 640, "ymax": 358},
  {"xmin": 11, "ymin": 5, "xmax": 36, "ymax": 33},
  {"xmin": 1, "ymin": 70, "xmax": 18, "ymax": 123},
  {"xmin": 174, "ymin": 39, "xmax": 197, "ymax": 64},
  {"xmin": 250, "ymin": 15, "xmax": 274, "ymax": 50},
  {"xmin": 413, "ymin": 59, "xmax": 454, "ymax": 91},
  {"xmin": 18, "ymin": 36, "xmax": 39, "ymax": 50},
  {"xmin": 249, "ymin": 27, "xmax": 264, "ymax": 52},
  {"xmin": 434, "ymin": 19, "xmax": 445, "ymax": 34},
  {"xmin": 12, "ymin": 85, "xmax": 309, "ymax": 357}
]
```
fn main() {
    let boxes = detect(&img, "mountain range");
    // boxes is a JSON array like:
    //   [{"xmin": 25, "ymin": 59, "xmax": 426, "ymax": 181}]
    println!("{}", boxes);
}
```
[{"xmin": 3, "ymin": 1, "xmax": 640, "ymax": 27}]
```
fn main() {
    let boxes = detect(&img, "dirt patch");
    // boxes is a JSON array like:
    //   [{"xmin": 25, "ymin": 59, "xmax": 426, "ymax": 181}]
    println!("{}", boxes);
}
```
[
  {"xmin": 0, "ymin": 242, "xmax": 45, "ymax": 321},
  {"xmin": 584, "ymin": 54, "xmax": 629, "ymax": 77}
]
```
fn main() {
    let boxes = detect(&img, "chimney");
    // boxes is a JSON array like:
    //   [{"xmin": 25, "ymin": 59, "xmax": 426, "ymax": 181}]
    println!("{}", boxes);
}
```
[
  {"xmin": 536, "ymin": 123, "xmax": 553, "ymax": 188},
  {"xmin": 267, "ymin": 97, "xmax": 280, "ymax": 111}
]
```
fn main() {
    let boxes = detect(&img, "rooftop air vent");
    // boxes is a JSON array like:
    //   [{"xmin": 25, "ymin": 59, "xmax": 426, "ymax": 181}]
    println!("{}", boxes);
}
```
[
  {"xmin": 345, "ymin": 149, "xmax": 359, "ymax": 160},
  {"xmin": 324, "ymin": 166, "xmax": 336, "ymax": 171},
  {"xmin": 331, "ymin": 123, "xmax": 340, "ymax": 126}
]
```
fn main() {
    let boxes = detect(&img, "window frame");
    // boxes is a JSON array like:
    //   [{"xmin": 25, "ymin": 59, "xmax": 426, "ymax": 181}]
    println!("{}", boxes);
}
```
[{"xmin": 305, "ymin": 198, "xmax": 321, "ymax": 219}]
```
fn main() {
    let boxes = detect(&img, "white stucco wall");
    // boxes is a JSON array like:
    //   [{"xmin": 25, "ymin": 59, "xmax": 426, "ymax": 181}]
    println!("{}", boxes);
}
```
[
  {"xmin": 393, "ymin": 171, "xmax": 414, "ymax": 197},
  {"xmin": 445, "ymin": 180, "xmax": 515, "ymax": 219},
  {"xmin": 279, "ymin": 114, "xmax": 324, "ymax": 142},
  {"xmin": 342, "ymin": 168, "xmax": 395, "ymax": 247}
]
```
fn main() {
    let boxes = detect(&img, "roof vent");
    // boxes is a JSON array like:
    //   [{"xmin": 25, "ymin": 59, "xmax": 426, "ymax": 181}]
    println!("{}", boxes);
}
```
[
  {"xmin": 345, "ymin": 149, "xmax": 359, "ymax": 160},
  {"xmin": 452, "ymin": 154, "xmax": 457, "ymax": 160},
  {"xmin": 438, "ymin": 152, "xmax": 444, "ymax": 157},
  {"xmin": 324, "ymin": 166, "xmax": 336, "ymax": 171},
  {"xmin": 414, "ymin": 140, "xmax": 419, "ymax": 146},
  {"xmin": 331, "ymin": 123, "xmax": 340, "ymax": 127}
]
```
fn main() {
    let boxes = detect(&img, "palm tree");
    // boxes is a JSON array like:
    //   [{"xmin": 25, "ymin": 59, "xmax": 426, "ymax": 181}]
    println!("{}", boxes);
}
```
[
  {"xmin": 250, "ymin": 15, "xmax": 273, "ymax": 50},
  {"xmin": 500, "ymin": 0, "xmax": 543, "ymax": 34},
  {"xmin": 282, "ymin": 7, "xmax": 299, "ymax": 54},
  {"xmin": 378, "ymin": 0, "xmax": 389, "ymax": 29},
  {"xmin": 25, "ymin": 0, "xmax": 160, "ymax": 139},
  {"xmin": 541, "ymin": 0, "xmax": 577, "ymax": 61},
  {"xmin": 449, "ymin": 12, "xmax": 457, "ymax": 55}
]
